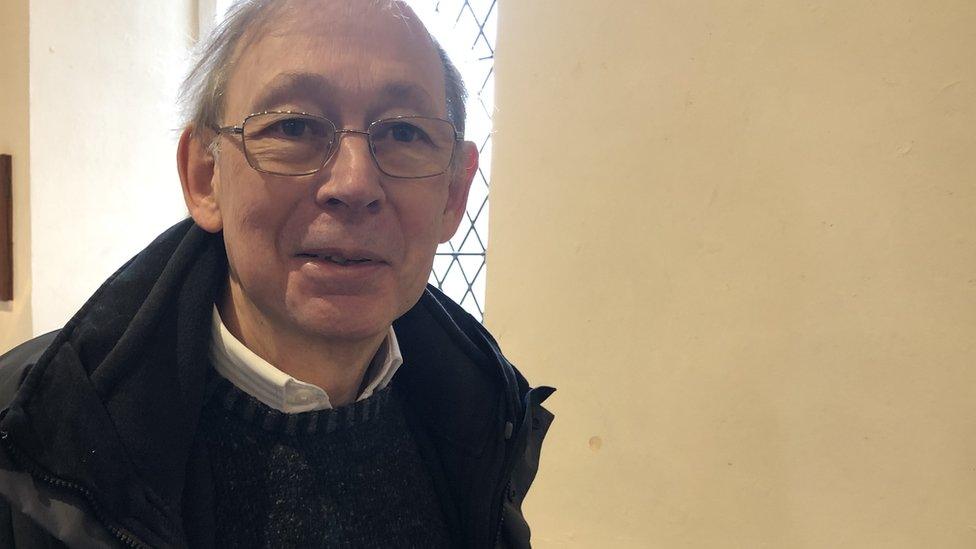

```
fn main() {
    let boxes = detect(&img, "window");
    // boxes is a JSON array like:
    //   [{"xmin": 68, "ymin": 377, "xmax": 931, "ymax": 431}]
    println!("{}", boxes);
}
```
[
  {"xmin": 408, "ymin": 0, "xmax": 496, "ymax": 322},
  {"xmin": 204, "ymin": 0, "xmax": 496, "ymax": 321}
]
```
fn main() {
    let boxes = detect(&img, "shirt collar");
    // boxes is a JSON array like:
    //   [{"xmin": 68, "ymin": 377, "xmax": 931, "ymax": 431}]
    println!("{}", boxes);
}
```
[{"xmin": 208, "ymin": 305, "xmax": 403, "ymax": 413}]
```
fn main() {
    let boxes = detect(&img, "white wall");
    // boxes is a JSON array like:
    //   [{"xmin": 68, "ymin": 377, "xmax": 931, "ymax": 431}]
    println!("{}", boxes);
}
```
[
  {"xmin": 28, "ymin": 0, "xmax": 195, "ymax": 336},
  {"xmin": 0, "ymin": 0, "xmax": 32, "ymax": 352},
  {"xmin": 489, "ymin": 0, "xmax": 976, "ymax": 547}
]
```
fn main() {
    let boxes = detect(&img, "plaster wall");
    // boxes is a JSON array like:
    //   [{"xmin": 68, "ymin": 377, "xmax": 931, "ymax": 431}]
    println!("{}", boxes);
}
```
[
  {"xmin": 488, "ymin": 1, "xmax": 976, "ymax": 546},
  {"xmin": 0, "ymin": 0, "xmax": 32, "ymax": 353},
  {"xmin": 28, "ymin": 0, "xmax": 195, "ymax": 336}
]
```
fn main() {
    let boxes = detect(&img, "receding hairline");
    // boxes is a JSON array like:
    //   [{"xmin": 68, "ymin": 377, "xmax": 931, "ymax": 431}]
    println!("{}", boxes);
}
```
[
  {"xmin": 220, "ymin": 0, "xmax": 446, "ymax": 114},
  {"xmin": 180, "ymin": 0, "xmax": 468, "ymax": 140},
  {"xmin": 228, "ymin": 0, "xmax": 439, "ymax": 77}
]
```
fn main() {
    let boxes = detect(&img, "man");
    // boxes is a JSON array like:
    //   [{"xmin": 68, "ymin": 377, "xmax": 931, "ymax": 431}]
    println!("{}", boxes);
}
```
[{"xmin": 0, "ymin": 0, "xmax": 554, "ymax": 546}]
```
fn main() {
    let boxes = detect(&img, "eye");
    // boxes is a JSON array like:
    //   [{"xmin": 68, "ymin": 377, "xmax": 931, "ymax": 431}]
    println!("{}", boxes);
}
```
[
  {"xmin": 277, "ymin": 118, "xmax": 308, "ymax": 137},
  {"xmin": 390, "ymin": 122, "xmax": 424, "ymax": 143}
]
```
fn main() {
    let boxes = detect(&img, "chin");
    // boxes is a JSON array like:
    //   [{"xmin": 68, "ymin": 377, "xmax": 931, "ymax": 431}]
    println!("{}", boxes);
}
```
[{"xmin": 287, "ymin": 294, "xmax": 398, "ymax": 342}]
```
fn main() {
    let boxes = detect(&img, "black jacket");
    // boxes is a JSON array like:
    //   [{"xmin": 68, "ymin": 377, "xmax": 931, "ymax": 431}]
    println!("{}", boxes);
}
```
[{"xmin": 0, "ymin": 219, "xmax": 554, "ymax": 548}]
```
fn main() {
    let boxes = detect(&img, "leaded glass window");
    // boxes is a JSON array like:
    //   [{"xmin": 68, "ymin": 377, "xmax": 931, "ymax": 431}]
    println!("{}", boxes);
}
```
[{"xmin": 408, "ymin": 0, "xmax": 495, "ymax": 322}]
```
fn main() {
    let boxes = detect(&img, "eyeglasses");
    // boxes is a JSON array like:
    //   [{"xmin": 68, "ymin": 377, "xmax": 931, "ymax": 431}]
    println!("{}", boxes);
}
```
[{"xmin": 214, "ymin": 111, "xmax": 462, "ymax": 178}]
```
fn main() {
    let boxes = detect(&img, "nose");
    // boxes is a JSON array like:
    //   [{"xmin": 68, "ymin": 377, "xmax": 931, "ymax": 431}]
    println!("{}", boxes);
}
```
[{"xmin": 313, "ymin": 129, "xmax": 385, "ymax": 213}]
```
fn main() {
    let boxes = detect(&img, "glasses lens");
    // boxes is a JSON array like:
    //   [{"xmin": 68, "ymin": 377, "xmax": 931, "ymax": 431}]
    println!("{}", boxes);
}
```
[
  {"xmin": 369, "ymin": 117, "xmax": 456, "ymax": 177},
  {"xmin": 242, "ymin": 113, "xmax": 334, "ymax": 175}
]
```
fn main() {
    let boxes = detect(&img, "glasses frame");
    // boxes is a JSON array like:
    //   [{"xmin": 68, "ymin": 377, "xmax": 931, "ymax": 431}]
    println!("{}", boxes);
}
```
[{"xmin": 214, "ymin": 110, "xmax": 463, "ymax": 179}]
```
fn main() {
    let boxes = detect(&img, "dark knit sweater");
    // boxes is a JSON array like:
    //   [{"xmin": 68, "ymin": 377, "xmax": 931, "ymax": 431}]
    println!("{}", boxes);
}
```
[{"xmin": 199, "ymin": 376, "xmax": 452, "ymax": 548}]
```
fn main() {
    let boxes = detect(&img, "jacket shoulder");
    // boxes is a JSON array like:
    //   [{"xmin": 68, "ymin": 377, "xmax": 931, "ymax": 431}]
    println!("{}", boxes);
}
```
[
  {"xmin": 0, "ymin": 333, "xmax": 77, "ymax": 549},
  {"xmin": 0, "ymin": 331, "xmax": 60, "ymax": 408}
]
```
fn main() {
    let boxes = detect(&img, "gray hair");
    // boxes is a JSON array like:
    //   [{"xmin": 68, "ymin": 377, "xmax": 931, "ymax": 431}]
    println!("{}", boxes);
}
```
[{"xmin": 180, "ymin": 0, "xmax": 467, "ymax": 138}]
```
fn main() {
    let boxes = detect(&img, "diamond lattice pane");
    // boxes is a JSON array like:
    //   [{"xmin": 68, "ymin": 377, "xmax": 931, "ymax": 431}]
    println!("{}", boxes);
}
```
[{"xmin": 409, "ymin": 0, "xmax": 496, "ymax": 322}]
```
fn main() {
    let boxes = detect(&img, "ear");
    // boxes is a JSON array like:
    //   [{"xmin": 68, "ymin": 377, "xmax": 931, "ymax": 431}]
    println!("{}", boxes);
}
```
[
  {"xmin": 438, "ymin": 141, "xmax": 478, "ymax": 243},
  {"xmin": 177, "ymin": 126, "xmax": 223, "ymax": 233}
]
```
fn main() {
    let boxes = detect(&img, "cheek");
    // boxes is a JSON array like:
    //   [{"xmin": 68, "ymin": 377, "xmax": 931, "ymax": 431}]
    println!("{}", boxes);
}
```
[
  {"xmin": 216, "ymin": 164, "xmax": 295, "ymax": 284},
  {"xmin": 222, "ymin": 203, "xmax": 280, "ymax": 289},
  {"xmin": 222, "ymin": 195, "xmax": 273, "ymax": 252},
  {"xmin": 394, "ymin": 181, "xmax": 448, "ymax": 236},
  {"xmin": 218, "ymin": 160, "xmax": 286, "ymax": 241},
  {"xmin": 392, "ymin": 187, "xmax": 450, "ymax": 277}
]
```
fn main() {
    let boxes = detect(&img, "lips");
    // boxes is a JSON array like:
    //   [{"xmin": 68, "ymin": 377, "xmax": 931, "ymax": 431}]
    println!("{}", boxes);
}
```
[
  {"xmin": 296, "ymin": 253, "xmax": 373, "ymax": 266},
  {"xmin": 294, "ymin": 248, "xmax": 387, "ymax": 266}
]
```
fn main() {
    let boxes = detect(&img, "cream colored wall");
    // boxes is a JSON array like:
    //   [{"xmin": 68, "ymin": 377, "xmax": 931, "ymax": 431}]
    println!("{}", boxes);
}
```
[
  {"xmin": 0, "ymin": 0, "xmax": 32, "ymax": 353},
  {"xmin": 28, "ymin": 0, "xmax": 194, "ymax": 337},
  {"xmin": 488, "ymin": 1, "xmax": 976, "ymax": 547}
]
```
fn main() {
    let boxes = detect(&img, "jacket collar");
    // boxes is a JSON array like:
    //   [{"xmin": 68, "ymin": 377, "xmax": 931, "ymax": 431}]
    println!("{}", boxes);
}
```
[{"xmin": 0, "ymin": 218, "xmax": 516, "ymax": 547}]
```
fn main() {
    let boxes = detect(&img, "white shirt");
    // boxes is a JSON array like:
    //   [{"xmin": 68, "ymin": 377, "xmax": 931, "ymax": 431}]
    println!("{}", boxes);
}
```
[{"xmin": 208, "ymin": 306, "xmax": 404, "ymax": 413}]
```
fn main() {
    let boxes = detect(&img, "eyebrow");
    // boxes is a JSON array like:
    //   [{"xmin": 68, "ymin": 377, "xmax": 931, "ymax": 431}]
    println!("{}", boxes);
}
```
[
  {"xmin": 373, "ymin": 82, "xmax": 438, "ymax": 117},
  {"xmin": 249, "ymin": 72, "xmax": 440, "ymax": 118},
  {"xmin": 251, "ymin": 72, "xmax": 336, "ymax": 114}
]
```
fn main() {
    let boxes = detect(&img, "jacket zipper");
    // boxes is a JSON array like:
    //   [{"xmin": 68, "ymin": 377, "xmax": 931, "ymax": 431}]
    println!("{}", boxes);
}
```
[
  {"xmin": 490, "ymin": 385, "xmax": 554, "ymax": 547},
  {"xmin": 490, "ymin": 418, "xmax": 521, "ymax": 547},
  {"xmin": 489, "ymin": 357, "xmax": 524, "ymax": 547},
  {"xmin": 0, "ymin": 431, "xmax": 150, "ymax": 549},
  {"xmin": 492, "ymin": 479, "xmax": 512, "ymax": 547}
]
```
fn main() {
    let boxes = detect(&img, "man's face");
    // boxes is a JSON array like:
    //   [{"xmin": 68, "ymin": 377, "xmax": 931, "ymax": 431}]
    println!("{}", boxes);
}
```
[{"xmin": 207, "ymin": 2, "xmax": 471, "ymax": 342}]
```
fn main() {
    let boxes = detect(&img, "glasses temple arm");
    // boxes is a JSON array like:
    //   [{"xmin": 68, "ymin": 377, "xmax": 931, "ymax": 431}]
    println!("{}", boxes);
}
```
[{"xmin": 215, "ymin": 125, "xmax": 244, "ymax": 135}]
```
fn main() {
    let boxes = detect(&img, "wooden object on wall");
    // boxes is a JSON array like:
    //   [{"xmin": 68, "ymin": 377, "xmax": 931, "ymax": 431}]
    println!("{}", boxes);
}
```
[{"xmin": 0, "ymin": 155, "xmax": 11, "ymax": 301}]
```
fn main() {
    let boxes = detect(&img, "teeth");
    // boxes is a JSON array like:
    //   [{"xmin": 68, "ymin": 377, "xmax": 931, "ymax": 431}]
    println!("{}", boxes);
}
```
[
  {"xmin": 298, "ymin": 253, "xmax": 370, "ymax": 265},
  {"xmin": 322, "ymin": 255, "xmax": 370, "ymax": 265}
]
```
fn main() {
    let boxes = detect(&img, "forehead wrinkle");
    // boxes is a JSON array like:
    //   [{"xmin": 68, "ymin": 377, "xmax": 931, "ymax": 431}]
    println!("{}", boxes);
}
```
[
  {"xmin": 375, "ymin": 82, "xmax": 436, "ymax": 115},
  {"xmin": 265, "ymin": 0, "xmax": 426, "ymax": 41},
  {"xmin": 251, "ymin": 72, "xmax": 336, "ymax": 113},
  {"xmin": 290, "ymin": 0, "xmax": 435, "ymax": 61},
  {"xmin": 225, "ymin": 0, "xmax": 447, "ymax": 117},
  {"xmin": 224, "ymin": 0, "xmax": 437, "ymax": 78}
]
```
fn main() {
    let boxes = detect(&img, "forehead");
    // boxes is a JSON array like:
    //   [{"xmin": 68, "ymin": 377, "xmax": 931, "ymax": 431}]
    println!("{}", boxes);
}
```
[{"xmin": 224, "ymin": 0, "xmax": 446, "ymax": 118}]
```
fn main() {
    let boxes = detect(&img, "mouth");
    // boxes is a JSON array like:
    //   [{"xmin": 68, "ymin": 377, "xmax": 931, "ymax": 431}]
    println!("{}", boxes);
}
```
[{"xmin": 295, "ymin": 252, "xmax": 381, "ymax": 266}]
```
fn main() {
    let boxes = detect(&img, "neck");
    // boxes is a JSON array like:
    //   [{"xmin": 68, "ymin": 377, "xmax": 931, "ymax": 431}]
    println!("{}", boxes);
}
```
[{"xmin": 218, "ymin": 281, "xmax": 387, "ymax": 407}]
